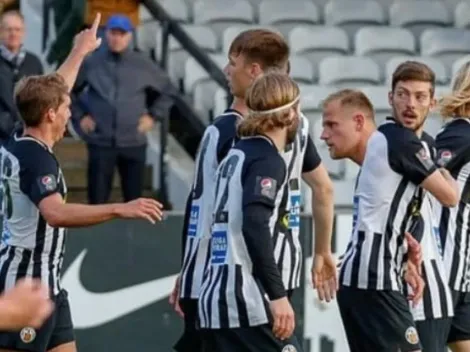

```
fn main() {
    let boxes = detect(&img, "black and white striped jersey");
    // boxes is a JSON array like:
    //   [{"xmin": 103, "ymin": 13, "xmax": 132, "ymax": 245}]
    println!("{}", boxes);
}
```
[
  {"xmin": 179, "ymin": 109, "xmax": 243, "ymax": 300},
  {"xmin": 199, "ymin": 136, "xmax": 287, "ymax": 329},
  {"xmin": 434, "ymin": 118, "xmax": 470, "ymax": 292},
  {"xmin": 0, "ymin": 133, "xmax": 67, "ymax": 296},
  {"xmin": 277, "ymin": 114, "xmax": 321, "ymax": 290},
  {"xmin": 405, "ymin": 134, "xmax": 453, "ymax": 321},
  {"xmin": 339, "ymin": 118, "xmax": 437, "ymax": 291}
]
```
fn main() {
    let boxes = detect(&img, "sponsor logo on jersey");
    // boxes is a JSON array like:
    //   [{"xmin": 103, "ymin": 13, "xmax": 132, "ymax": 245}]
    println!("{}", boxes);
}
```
[{"xmin": 41, "ymin": 174, "xmax": 56, "ymax": 191}]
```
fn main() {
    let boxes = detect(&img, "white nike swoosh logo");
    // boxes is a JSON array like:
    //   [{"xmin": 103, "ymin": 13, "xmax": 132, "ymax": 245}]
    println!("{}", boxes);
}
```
[{"xmin": 61, "ymin": 249, "xmax": 178, "ymax": 329}]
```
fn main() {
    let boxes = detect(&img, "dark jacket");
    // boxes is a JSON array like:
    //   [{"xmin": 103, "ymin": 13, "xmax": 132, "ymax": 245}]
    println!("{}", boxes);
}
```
[
  {"xmin": 71, "ymin": 49, "xmax": 175, "ymax": 147},
  {"xmin": 0, "ymin": 52, "xmax": 43, "ymax": 140}
]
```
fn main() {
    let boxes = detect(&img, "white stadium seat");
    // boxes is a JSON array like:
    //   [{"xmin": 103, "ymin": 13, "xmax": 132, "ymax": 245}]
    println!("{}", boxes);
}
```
[
  {"xmin": 193, "ymin": 0, "xmax": 255, "ymax": 39},
  {"xmin": 324, "ymin": 0, "xmax": 386, "ymax": 40},
  {"xmin": 289, "ymin": 55, "xmax": 316, "ymax": 84},
  {"xmin": 289, "ymin": 26, "xmax": 349, "ymax": 66},
  {"xmin": 213, "ymin": 87, "xmax": 230, "ymax": 117},
  {"xmin": 319, "ymin": 56, "xmax": 381, "ymax": 87},
  {"xmin": 258, "ymin": 0, "xmax": 320, "ymax": 37},
  {"xmin": 160, "ymin": 0, "xmax": 191, "ymax": 22},
  {"xmin": 184, "ymin": 54, "xmax": 226, "ymax": 94},
  {"xmin": 390, "ymin": 1, "xmax": 452, "ymax": 38},
  {"xmin": 355, "ymin": 27, "xmax": 416, "ymax": 68},
  {"xmin": 385, "ymin": 56, "xmax": 449, "ymax": 86},
  {"xmin": 420, "ymin": 28, "xmax": 470, "ymax": 67},
  {"xmin": 455, "ymin": 2, "xmax": 470, "ymax": 29},
  {"xmin": 221, "ymin": 25, "xmax": 281, "ymax": 53},
  {"xmin": 299, "ymin": 85, "xmax": 336, "ymax": 115}
]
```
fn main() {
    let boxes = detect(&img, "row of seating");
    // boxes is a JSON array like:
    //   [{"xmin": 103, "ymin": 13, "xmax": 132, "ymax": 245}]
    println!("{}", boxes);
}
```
[{"xmin": 156, "ymin": 0, "xmax": 470, "ymax": 35}]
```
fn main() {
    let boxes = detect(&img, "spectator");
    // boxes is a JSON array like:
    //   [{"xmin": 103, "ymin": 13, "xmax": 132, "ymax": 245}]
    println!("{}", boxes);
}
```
[
  {"xmin": 71, "ymin": 14, "xmax": 174, "ymax": 205},
  {"xmin": 0, "ymin": 10, "xmax": 43, "ymax": 142}
]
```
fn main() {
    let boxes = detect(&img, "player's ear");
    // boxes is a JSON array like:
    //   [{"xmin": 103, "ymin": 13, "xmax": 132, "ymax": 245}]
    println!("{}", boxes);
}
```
[
  {"xmin": 353, "ymin": 113, "xmax": 365, "ymax": 131},
  {"xmin": 250, "ymin": 62, "xmax": 263, "ymax": 79},
  {"xmin": 45, "ymin": 108, "xmax": 56, "ymax": 123}
]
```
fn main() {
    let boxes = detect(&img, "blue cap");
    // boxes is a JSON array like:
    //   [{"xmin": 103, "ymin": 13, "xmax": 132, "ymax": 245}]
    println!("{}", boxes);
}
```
[{"xmin": 106, "ymin": 14, "xmax": 133, "ymax": 32}]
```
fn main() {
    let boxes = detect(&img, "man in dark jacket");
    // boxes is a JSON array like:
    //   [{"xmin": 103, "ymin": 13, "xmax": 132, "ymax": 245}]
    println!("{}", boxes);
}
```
[
  {"xmin": 0, "ymin": 10, "xmax": 43, "ymax": 141},
  {"xmin": 71, "ymin": 14, "xmax": 174, "ymax": 204}
]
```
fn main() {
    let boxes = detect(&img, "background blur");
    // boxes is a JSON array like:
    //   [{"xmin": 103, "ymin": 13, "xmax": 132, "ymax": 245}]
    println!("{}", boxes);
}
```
[{"xmin": 4, "ymin": 0, "xmax": 470, "ymax": 350}]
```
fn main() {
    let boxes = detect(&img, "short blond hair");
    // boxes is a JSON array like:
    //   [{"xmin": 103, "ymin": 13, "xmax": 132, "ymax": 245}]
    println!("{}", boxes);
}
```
[
  {"xmin": 237, "ymin": 72, "xmax": 300, "ymax": 137},
  {"xmin": 322, "ymin": 89, "xmax": 375, "ymax": 120}
]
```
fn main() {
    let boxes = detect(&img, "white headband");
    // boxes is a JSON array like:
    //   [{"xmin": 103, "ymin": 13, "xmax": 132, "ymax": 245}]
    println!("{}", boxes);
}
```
[{"xmin": 249, "ymin": 95, "xmax": 300, "ymax": 115}]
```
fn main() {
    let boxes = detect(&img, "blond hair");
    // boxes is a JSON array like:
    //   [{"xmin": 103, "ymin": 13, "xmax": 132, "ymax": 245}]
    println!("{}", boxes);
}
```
[
  {"xmin": 322, "ymin": 89, "xmax": 375, "ymax": 121},
  {"xmin": 439, "ymin": 61, "xmax": 470, "ymax": 118},
  {"xmin": 237, "ymin": 72, "xmax": 300, "ymax": 137}
]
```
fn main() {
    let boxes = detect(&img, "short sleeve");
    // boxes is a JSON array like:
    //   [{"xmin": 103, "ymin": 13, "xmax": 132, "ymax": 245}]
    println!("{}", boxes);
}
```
[
  {"xmin": 387, "ymin": 128, "xmax": 437, "ymax": 185},
  {"xmin": 242, "ymin": 156, "xmax": 286, "ymax": 208},
  {"xmin": 302, "ymin": 136, "xmax": 321, "ymax": 173},
  {"xmin": 19, "ymin": 151, "xmax": 60, "ymax": 206}
]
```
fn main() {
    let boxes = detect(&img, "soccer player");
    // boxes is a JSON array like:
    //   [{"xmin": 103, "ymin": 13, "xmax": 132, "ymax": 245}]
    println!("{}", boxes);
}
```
[
  {"xmin": 171, "ymin": 29, "xmax": 335, "ymax": 351},
  {"xmin": 0, "ymin": 13, "xmax": 164, "ymax": 352},
  {"xmin": 199, "ymin": 72, "xmax": 311, "ymax": 352},
  {"xmin": 434, "ymin": 60, "xmax": 470, "ymax": 352},
  {"xmin": 320, "ymin": 85, "xmax": 458, "ymax": 351}
]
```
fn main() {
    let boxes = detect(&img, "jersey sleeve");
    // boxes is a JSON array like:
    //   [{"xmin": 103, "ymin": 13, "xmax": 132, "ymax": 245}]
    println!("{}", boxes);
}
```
[
  {"xmin": 19, "ymin": 149, "xmax": 60, "ymax": 206},
  {"xmin": 302, "ymin": 136, "xmax": 322, "ymax": 173},
  {"xmin": 241, "ymin": 156, "xmax": 287, "ymax": 300},
  {"xmin": 387, "ymin": 127, "xmax": 437, "ymax": 186}
]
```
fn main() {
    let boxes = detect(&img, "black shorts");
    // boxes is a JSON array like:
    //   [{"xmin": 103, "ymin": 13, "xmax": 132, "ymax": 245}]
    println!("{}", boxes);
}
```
[
  {"xmin": 448, "ymin": 290, "xmax": 470, "ymax": 343},
  {"xmin": 415, "ymin": 318, "xmax": 452, "ymax": 352},
  {"xmin": 200, "ymin": 324, "xmax": 302, "ymax": 352},
  {"xmin": 337, "ymin": 286, "xmax": 421, "ymax": 352},
  {"xmin": 174, "ymin": 298, "xmax": 202, "ymax": 352},
  {"xmin": 0, "ymin": 289, "xmax": 75, "ymax": 352}
]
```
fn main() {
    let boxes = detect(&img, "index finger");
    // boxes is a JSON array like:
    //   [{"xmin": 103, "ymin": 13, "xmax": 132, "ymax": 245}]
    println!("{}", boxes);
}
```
[{"xmin": 91, "ymin": 13, "xmax": 101, "ymax": 34}]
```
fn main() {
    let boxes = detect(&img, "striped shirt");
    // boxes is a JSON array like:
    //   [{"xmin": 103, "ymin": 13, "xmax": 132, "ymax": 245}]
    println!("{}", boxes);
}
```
[
  {"xmin": 339, "ymin": 119, "xmax": 437, "ymax": 291},
  {"xmin": 435, "ymin": 118, "xmax": 470, "ymax": 292},
  {"xmin": 277, "ymin": 114, "xmax": 321, "ymax": 291},
  {"xmin": 199, "ymin": 136, "xmax": 287, "ymax": 329},
  {"xmin": 0, "ymin": 133, "xmax": 67, "ymax": 296},
  {"xmin": 180, "ymin": 109, "xmax": 243, "ymax": 300}
]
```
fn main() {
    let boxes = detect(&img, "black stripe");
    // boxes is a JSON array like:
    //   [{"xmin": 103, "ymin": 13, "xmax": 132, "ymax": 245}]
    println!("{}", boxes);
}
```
[
  {"xmin": 218, "ymin": 266, "xmax": 229, "ymax": 327},
  {"xmin": 200, "ymin": 267, "xmax": 214, "ymax": 326},
  {"xmin": 56, "ymin": 230, "xmax": 66, "ymax": 291},
  {"xmin": 339, "ymin": 240, "xmax": 356, "ymax": 285},
  {"xmin": 350, "ymin": 231, "xmax": 366, "ymax": 287},
  {"xmin": 182, "ymin": 238, "xmax": 196, "ymax": 298},
  {"xmin": 0, "ymin": 246, "xmax": 15, "ymax": 292},
  {"xmin": 207, "ymin": 266, "xmax": 224, "ymax": 327},
  {"xmin": 431, "ymin": 260, "xmax": 449, "ymax": 318},
  {"xmin": 367, "ymin": 233, "xmax": 382, "ymax": 289},
  {"xmin": 33, "ymin": 216, "xmax": 47, "ymax": 279},
  {"xmin": 234, "ymin": 265, "xmax": 249, "ymax": 327},
  {"xmin": 48, "ymin": 228, "xmax": 59, "ymax": 292},
  {"xmin": 422, "ymin": 264, "xmax": 433, "ymax": 318},
  {"xmin": 15, "ymin": 248, "xmax": 31, "ymax": 281},
  {"xmin": 384, "ymin": 178, "xmax": 409, "ymax": 290},
  {"xmin": 286, "ymin": 231, "xmax": 296, "ymax": 290}
]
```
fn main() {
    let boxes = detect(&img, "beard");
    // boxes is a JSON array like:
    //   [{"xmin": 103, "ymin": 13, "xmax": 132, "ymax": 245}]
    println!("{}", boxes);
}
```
[
  {"xmin": 392, "ymin": 106, "xmax": 429, "ymax": 133},
  {"xmin": 286, "ymin": 120, "xmax": 299, "ymax": 145}
]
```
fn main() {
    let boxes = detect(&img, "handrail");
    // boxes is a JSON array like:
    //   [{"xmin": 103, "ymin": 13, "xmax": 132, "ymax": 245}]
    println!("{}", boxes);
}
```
[{"xmin": 141, "ymin": 0, "xmax": 230, "ymax": 94}]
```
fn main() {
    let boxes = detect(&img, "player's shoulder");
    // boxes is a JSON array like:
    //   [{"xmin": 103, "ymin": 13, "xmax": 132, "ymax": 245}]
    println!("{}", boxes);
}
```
[
  {"xmin": 212, "ymin": 109, "xmax": 243, "ymax": 131},
  {"xmin": 437, "ymin": 118, "xmax": 470, "ymax": 142},
  {"xmin": 3, "ymin": 134, "xmax": 55, "ymax": 166},
  {"xmin": 378, "ymin": 117, "xmax": 420, "ymax": 147},
  {"xmin": 235, "ymin": 137, "xmax": 284, "ymax": 170}
]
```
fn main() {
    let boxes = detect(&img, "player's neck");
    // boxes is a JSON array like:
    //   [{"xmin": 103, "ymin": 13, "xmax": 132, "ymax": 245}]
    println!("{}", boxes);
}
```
[
  {"xmin": 22, "ymin": 127, "xmax": 55, "ymax": 149},
  {"xmin": 231, "ymin": 97, "xmax": 249, "ymax": 117},
  {"xmin": 263, "ymin": 129, "xmax": 286, "ymax": 153},
  {"xmin": 352, "ymin": 125, "xmax": 376, "ymax": 166}
]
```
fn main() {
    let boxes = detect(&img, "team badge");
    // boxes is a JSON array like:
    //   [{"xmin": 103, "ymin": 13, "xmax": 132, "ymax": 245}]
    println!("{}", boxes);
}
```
[
  {"xmin": 437, "ymin": 150, "xmax": 453, "ymax": 167},
  {"xmin": 20, "ymin": 327, "xmax": 36, "ymax": 344},
  {"xmin": 255, "ymin": 176, "xmax": 277, "ymax": 200},
  {"xmin": 405, "ymin": 326, "xmax": 419, "ymax": 345},
  {"xmin": 415, "ymin": 148, "xmax": 434, "ymax": 170},
  {"xmin": 282, "ymin": 344, "xmax": 297, "ymax": 352},
  {"xmin": 41, "ymin": 174, "xmax": 56, "ymax": 191}
]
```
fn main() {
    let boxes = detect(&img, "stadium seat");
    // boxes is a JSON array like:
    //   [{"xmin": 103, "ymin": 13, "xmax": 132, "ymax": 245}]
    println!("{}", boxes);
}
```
[
  {"xmin": 452, "ymin": 55, "xmax": 470, "ymax": 76},
  {"xmin": 420, "ymin": 28, "xmax": 470, "ymax": 68},
  {"xmin": 324, "ymin": 0, "xmax": 386, "ymax": 40},
  {"xmin": 137, "ymin": 6, "xmax": 160, "ymax": 53},
  {"xmin": 258, "ymin": 0, "xmax": 320, "ymax": 37},
  {"xmin": 299, "ymin": 85, "xmax": 336, "ymax": 114},
  {"xmin": 389, "ymin": 1, "xmax": 452, "ymax": 38},
  {"xmin": 385, "ymin": 56, "xmax": 449, "ymax": 86},
  {"xmin": 319, "ymin": 57, "xmax": 381, "ymax": 87},
  {"xmin": 289, "ymin": 26, "xmax": 349, "ymax": 67},
  {"xmin": 355, "ymin": 27, "xmax": 416, "ymax": 69},
  {"xmin": 289, "ymin": 55, "xmax": 316, "ymax": 84},
  {"xmin": 213, "ymin": 87, "xmax": 231, "ymax": 117},
  {"xmin": 159, "ymin": 0, "xmax": 191, "ymax": 22},
  {"xmin": 455, "ymin": 2, "xmax": 470, "ymax": 29},
  {"xmin": 221, "ymin": 25, "xmax": 281, "ymax": 53},
  {"xmin": 193, "ymin": 0, "xmax": 255, "ymax": 39},
  {"xmin": 159, "ymin": 25, "xmax": 218, "ymax": 87}
]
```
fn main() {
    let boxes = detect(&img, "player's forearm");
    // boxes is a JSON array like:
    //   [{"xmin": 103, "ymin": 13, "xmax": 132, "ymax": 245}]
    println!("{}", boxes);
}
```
[
  {"xmin": 312, "ymin": 184, "xmax": 334, "ymax": 254},
  {"xmin": 45, "ymin": 202, "xmax": 121, "ymax": 228},
  {"xmin": 242, "ymin": 205, "xmax": 286, "ymax": 300},
  {"xmin": 56, "ymin": 48, "xmax": 87, "ymax": 92}
]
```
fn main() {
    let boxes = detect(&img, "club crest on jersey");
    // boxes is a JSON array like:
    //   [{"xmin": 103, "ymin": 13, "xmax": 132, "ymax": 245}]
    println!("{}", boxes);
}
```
[
  {"xmin": 20, "ymin": 327, "xmax": 36, "ymax": 344},
  {"xmin": 415, "ymin": 148, "xmax": 434, "ymax": 171},
  {"xmin": 255, "ymin": 177, "xmax": 277, "ymax": 200},
  {"xmin": 282, "ymin": 344, "xmax": 297, "ymax": 352},
  {"xmin": 437, "ymin": 150, "xmax": 453, "ymax": 167},
  {"xmin": 405, "ymin": 326, "xmax": 419, "ymax": 345},
  {"xmin": 41, "ymin": 174, "xmax": 56, "ymax": 191}
]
